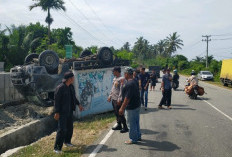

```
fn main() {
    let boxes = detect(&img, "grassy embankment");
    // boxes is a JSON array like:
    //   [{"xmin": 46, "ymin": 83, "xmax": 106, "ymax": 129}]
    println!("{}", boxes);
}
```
[{"xmin": 11, "ymin": 112, "xmax": 115, "ymax": 157}]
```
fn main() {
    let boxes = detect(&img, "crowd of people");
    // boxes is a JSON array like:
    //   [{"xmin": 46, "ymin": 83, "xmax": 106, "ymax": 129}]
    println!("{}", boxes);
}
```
[
  {"xmin": 52, "ymin": 66, "xmax": 183, "ymax": 153},
  {"xmin": 108, "ymin": 66, "xmax": 181, "ymax": 145}
]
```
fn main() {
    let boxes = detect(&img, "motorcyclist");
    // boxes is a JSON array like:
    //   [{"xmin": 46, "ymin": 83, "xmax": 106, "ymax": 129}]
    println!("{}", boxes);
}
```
[
  {"xmin": 187, "ymin": 70, "xmax": 198, "ymax": 86},
  {"xmin": 172, "ymin": 69, "xmax": 179, "ymax": 89},
  {"xmin": 186, "ymin": 70, "xmax": 199, "ymax": 98}
]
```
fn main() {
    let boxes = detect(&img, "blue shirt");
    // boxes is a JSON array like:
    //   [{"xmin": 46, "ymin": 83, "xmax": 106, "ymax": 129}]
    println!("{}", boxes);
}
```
[{"xmin": 162, "ymin": 74, "xmax": 172, "ymax": 90}]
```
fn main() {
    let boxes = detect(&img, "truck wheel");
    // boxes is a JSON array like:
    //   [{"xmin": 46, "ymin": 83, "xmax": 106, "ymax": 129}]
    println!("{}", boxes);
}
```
[
  {"xmin": 24, "ymin": 53, "xmax": 39, "ymax": 64},
  {"xmin": 97, "ymin": 47, "xmax": 113, "ymax": 65},
  {"xmin": 80, "ymin": 50, "xmax": 92, "ymax": 58},
  {"xmin": 39, "ymin": 50, "xmax": 59, "ymax": 74}
]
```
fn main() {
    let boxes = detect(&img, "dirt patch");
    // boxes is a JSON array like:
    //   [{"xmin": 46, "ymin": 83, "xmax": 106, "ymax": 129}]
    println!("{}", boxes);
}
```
[{"xmin": 0, "ymin": 103, "xmax": 54, "ymax": 135}]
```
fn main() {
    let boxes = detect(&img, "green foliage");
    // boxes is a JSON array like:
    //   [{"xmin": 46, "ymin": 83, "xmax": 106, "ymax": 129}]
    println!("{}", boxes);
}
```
[
  {"xmin": 29, "ymin": 0, "xmax": 66, "ymax": 42},
  {"xmin": 48, "ymin": 43, "xmax": 65, "ymax": 58},
  {"xmin": 0, "ymin": 22, "xmax": 82, "ymax": 71},
  {"xmin": 86, "ymin": 46, "xmax": 98, "ymax": 54},
  {"xmin": 116, "ymin": 50, "xmax": 134, "ymax": 60}
]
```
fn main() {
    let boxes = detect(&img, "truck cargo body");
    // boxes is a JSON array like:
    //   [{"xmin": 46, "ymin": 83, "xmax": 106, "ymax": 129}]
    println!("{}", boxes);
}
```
[{"xmin": 220, "ymin": 59, "xmax": 232, "ymax": 86}]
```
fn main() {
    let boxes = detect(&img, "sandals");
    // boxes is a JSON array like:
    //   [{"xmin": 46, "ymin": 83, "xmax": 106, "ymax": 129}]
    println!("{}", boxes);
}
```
[{"xmin": 158, "ymin": 106, "xmax": 165, "ymax": 109}]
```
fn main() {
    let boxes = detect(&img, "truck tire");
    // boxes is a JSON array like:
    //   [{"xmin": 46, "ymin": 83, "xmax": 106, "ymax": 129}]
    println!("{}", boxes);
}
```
[
  {"xmin": 39, "ymin": 50, "xmax": 59, "ymax": 74},
  {"xmin": 24, "ymin": 53, "xmax": 39, "ymax": 64},
  {"xmin": 97, "ymin": 47, "xmax": 113, "ymax": 65},
  {"xmin": 80, "ymin": 50, "xmax": 92, "ymax": 58}
]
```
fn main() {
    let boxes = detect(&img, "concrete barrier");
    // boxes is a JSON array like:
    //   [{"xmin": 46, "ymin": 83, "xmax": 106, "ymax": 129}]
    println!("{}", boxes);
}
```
[
  {"xmin": 0, "ymin": 116, "xmax": 57, "ymax": 154},
  {"xmin": 73, "ymin": 67, "xmax": 126, "ymax": 118},
  {"xmin": 0, "ymin": 73, "xmax": 24, "ymax": 103}
]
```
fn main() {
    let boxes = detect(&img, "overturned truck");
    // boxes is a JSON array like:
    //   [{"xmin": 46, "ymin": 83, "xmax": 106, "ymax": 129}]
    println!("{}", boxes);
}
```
[{"xmin": 10, "ymin": 47, "xmax": 129, "ymax": 106}]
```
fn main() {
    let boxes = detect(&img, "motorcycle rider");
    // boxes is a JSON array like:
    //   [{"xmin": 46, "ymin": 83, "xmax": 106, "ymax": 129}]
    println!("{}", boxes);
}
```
[
  {"xmin": 187, "ymin": 70, "xmax": 199, "ymax": 98},
  {"xmin": 187, "ymin": 70, "xmax": 198, "ymax": 86},
  {"xmin": 172, "ymin": 69, "xmax": 179, "ymax": 89}
]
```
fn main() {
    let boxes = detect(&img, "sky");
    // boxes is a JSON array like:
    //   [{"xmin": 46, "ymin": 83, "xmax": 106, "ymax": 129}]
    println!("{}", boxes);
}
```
[{"xmin": 0, "ymin": 0, "xmax": 232, "ymax": 60}]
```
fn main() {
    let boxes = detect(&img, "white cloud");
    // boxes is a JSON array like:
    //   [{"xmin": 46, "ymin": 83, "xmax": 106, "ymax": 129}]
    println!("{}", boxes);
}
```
[{"xmin": 0, "ymin": 0, "xmax": 232, "ymax": 60}]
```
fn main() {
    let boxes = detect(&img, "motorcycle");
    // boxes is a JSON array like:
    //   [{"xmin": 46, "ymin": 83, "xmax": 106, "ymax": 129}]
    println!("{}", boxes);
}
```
[
  {"xmin": 189, "ymin": 85, "xmax": 198, "ymax": 99},
  {"xmin": 185, "ymin": 84, "xmax": 205, "ymax": 99},
  {"xmin": 172, "ymin": 80, "xmax": 179, "ymax": 90}
]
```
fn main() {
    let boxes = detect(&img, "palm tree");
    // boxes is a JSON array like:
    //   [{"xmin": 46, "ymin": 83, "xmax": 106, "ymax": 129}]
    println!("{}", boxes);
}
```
[
  {"xmin": 156, "ymin": 40, "xmax": 167, "ymax": 56},
  {"xmin": 29, "ymin": 0, "xmax": 66, "ymax": 44},
  {"xmin": 165, "ymin": 32, "xmax": 184, "ymax": 56}
]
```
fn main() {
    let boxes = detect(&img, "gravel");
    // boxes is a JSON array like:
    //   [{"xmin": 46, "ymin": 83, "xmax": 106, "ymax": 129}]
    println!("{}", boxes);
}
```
[{"xmin": 0, "ymin": 103, "xmax": 54, "ymax": 135}]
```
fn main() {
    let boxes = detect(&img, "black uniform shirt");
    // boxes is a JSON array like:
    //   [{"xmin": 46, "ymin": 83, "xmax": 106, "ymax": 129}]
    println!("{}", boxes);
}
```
[
  {"xmin": 54, "ymin": 83, "xmax": 79, "ymax": 115},
  {"xmin": 122, "ymin": 79, "xmax": 141, "ymax": 110}
]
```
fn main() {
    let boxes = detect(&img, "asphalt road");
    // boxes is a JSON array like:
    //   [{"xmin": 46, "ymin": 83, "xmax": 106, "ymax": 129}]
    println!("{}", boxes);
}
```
[{"xmin": 84, "ymin": 76, "xmax": 232, "ymax": 157}]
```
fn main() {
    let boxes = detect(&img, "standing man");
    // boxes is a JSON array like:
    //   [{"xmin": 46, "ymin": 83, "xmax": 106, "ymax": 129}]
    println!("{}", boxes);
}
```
[
  {"xmin": 133, "ymin": 70, "xmax": 140, "ymax": 87},
  {"xmin": 108, "ymin": 66, "xmax": 128, "ymax": 133},
  {"xmin": 150, "ymin": 69, "xmax": 158, "ymax": 91},
  {"xmin": 159, "ymin": 68, "xmax": 173, "ymax": 109},
  {"xmin": 119, "ymin": 67, "xmax": 141, "ymax": 144},
  {"xmin": 139, "ymin": 67, "xmax": 150, "ymax": 110},
  {"xmin": 54, "ymin": 72, "xmax": 84, "ymax": 154}
]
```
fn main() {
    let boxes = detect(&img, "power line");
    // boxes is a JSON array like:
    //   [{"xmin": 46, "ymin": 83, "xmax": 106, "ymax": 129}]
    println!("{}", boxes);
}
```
[
  {"xmin": 211, "ymin": 33, "xmax": 232, "ymax": 36},
  {"xmin": 212, "ymin": 37, "xmax": 232, "ymax": 41},
  {"xmin": 211, "ymin": 46, "xmax": 232, "ymax": 50},
  {"xmin": 67, "ymin": 0, "xmax": 119, "ymax": 46},
  {"xmin": 186, "ymin": 40, "xmax": 201, "ymax": 49},
  {"xmin": 82, "ymin": 0, "xmax": 124, "ymax": 45},
  {"xmin": 58, "ymin": 11, "xmax": 106, "ymax": 45}
]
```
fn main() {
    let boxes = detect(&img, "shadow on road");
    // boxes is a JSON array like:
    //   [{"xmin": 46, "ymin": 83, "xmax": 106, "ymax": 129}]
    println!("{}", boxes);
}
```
[
  {"xmin": 138, "ymin": 139, "xmax": 181, "ymax": 151},
  {"xmin": 82, "ymin": 144, "xmax": 117, "ymax": 155},
  {"xmin": 172, "ymin": 108, "xmax": 196, "ymax": 111},
  {"xmin": 172, "ymin": 104, "xmax": 189, "ymax": 107},
  {"xmin": 172, "ymin": 89, "xmax": 185, "ymax": 92},
  {"xmin": 199, "ymin": 97, "xmax": 210, "ymax": 100},
  {"xmin": 140, "ymin": 107, "xmax": 158, "ymax": 114},
  {"xmin": 141, "ymin": 129, "xmax": 159, "ymax": 135},
  {"xmin": 170, "ymin": 104, "xmax": 196, "ymax": 110}
]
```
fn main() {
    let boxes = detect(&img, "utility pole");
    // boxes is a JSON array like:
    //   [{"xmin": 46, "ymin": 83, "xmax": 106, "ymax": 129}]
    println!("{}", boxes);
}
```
[{"xmin": 202, "ymin": 35, "xmax": 211, "ymax": 68}]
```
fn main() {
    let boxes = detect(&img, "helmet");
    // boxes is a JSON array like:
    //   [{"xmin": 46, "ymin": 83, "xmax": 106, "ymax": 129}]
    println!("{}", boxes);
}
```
[
  {"xmin": 173, "ymin": 69, "xmax": 177, "ymax": 73},
  {"xmin": 191, "ymin": 70, "xmax": 196, "ymax": 75}
]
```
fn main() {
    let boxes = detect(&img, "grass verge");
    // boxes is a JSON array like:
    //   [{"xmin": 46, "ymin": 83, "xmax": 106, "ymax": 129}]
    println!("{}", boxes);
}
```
[{"xmin": 10, "ymin": 112, "xmax": 115, "ymax": 157}]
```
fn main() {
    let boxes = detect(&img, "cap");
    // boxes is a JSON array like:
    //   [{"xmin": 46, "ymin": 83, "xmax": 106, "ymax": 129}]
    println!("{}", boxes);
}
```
[
  {"xmin": 125, "ymin": 67, "xmax": 134, "ymax": 75},
  {"xmin": 62, "ymin": 71, "xmax": 74, "ymax": 82}
]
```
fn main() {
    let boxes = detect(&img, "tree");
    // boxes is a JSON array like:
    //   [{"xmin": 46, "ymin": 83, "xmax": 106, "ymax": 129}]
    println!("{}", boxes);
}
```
[
  {"xmin": 156, "ymin": 40, "xmax": 167, "ymax": 56},
  {"xmin": 51, "ymin": 27, "xmax": 74, "ymax": 47},
  {"xmin": 29, "ymin": 0, "xmax": 66, "ymax": 44},
  {"xmin": 165, "ymin": 32, "xmax": 184, "ymax": 56},
  {"xmin": 132, "ymin": 37, "xmax": 150, "ymax": 60},
  {"xmin": 86, "ymin": 45, "xmax": 98, "ymax": 54},
  {"xmin": 121, "ymin": 42, "xmax": 131, "ymax": 52}
]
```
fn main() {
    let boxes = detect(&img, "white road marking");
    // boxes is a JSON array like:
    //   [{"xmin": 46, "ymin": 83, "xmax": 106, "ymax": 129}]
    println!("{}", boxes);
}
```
[
  {"xmin": 202, "ymin": 99, "xmax": 232, "ymax": 121},
  {"xmin": 88, "ymin": 123, "xmax": 116, "ymax": 157},
  {"xmin": 180, "ymin": 81, "xmax": 232, "ymax": 122}
]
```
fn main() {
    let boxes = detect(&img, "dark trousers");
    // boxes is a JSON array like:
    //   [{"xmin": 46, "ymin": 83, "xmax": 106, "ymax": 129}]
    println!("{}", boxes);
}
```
[
  {"xmin": 159, "ymin": 89, "xmax": 172, "ymax": 106},
  {"xmin": 112, "ymin": 100, "xmax": 126, "ymax": 125},
  {"xmin": 54, "ymin": 115, "xmax": 73, "ymax": 150}
]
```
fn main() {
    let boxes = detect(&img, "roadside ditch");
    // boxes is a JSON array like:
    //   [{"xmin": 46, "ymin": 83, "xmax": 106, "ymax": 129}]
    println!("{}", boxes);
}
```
[{"xmin": 0, "ymin": 101, "xmax": 56, "ymax": 155}]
